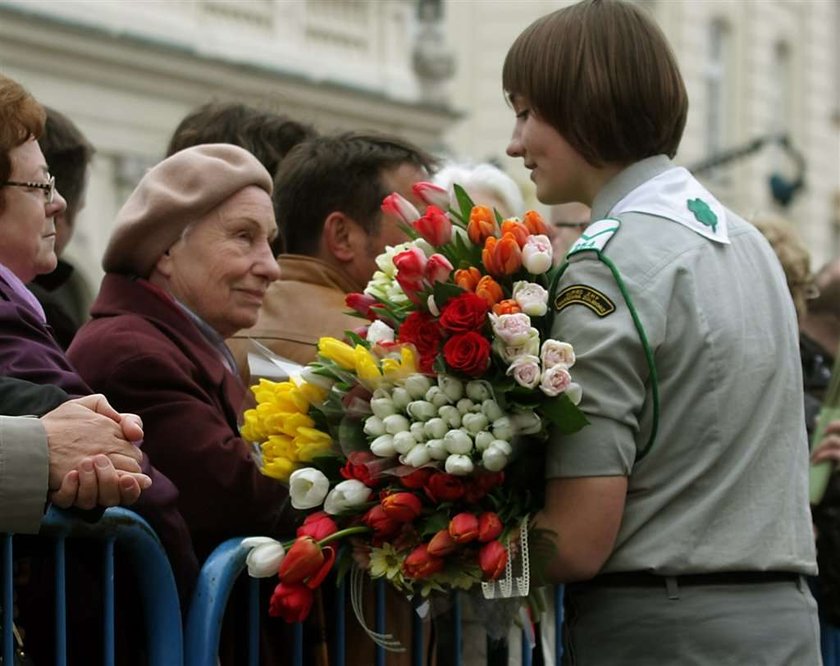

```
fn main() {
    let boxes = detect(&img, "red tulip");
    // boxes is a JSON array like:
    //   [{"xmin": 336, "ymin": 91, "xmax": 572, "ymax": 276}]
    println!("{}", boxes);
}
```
[
  {"xmin": 477, "ymin": 512, "xmax": 503, "ymax": 543},
  {"xmin": 393, "ymin": 247, "xmax": 428, "ymax": 296},
  {"xmin": 399, "ymin": 467, "xmax": 434, "ymax": 490},
  {"xmin": 403, "ymin": 544, "xmax": 445, "ymax": 579},
  {"xmin": 413, "ymin": 205, "xmax": 453, "ymax": 246},
  {"xmin": 424, "ymin": 253, "xmax": 453, "ymax": 285},
  {"xmin": 381, "ymin": 492, "xmax": 423, "ymax": 523},
  {"xmin": 278, "ymin": 537, "xmax": 324, "ymax": 584},
  {"xmin": 382, "ymin": 192, "xmax": 421, "ymax": 225},
  {"xmin": 449, "ymin": 512, "xmax": 479, "ymax": 544},
  {"xmin": 269, "ymin": 582, "xmax": 315, "ymax": 622},
  {"xmin": 478, "ymin": 540, "xmax": 508, "ymax": 580},
  {"xmin": 346, "ymin": 292, "xmax": 380, "ymax": 320},
  {"xmin": 412, "ymin": 181, "xmax": 451, "ymax": 209},
  {"xmin": 424, "ymin": 472, "xmax": 465, "ymax": 503},
  {"xmin": 296, "ymin": 511, "xmax": 338, "ymax": 541},
  {"xmin": 362, "ymin": 505, "xmax": 401, "ymax": 538},
  {"xmin": 427, "ymin": 529, "xmax": 458, "ymax": 557}
]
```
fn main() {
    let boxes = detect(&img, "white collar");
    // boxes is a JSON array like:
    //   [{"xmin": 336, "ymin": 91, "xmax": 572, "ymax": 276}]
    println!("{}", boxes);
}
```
[{"xmin": 610, "ymin": 167, "xmax": 730, "ymax": 245}]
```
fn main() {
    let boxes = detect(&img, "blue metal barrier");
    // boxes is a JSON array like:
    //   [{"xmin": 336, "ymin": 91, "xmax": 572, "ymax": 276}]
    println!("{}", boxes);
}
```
[{"xmin": 1, "ymin": 506, "xmax": 183, "ymax": 665}]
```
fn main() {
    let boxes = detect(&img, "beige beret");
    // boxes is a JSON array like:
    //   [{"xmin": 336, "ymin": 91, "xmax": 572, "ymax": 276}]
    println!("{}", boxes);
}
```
[{"xmin": 102, "ymin": 143, "xmax": 273, "ymax": 277}]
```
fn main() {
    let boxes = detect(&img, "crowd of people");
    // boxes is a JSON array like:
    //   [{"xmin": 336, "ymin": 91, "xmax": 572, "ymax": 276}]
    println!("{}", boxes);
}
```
[{"xmin": 0, "ymin": 0, "xmax": 835, "ymax": 663}]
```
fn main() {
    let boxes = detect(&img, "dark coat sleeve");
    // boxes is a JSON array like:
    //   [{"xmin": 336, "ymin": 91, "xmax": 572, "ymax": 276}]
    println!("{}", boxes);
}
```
[
  {"xmin": 0, "ymin": 376, "xmax": 68, "ymax": 416},
  {"xmin": 73, "ymin": 333, "xmax": 291, "ymax": 554}
]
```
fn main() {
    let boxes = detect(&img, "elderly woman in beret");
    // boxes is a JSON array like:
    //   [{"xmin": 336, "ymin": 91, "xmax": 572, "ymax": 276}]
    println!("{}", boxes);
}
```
[{"xmin": 68, "ymin": 144, "xmax": 290, "ymax": 561}]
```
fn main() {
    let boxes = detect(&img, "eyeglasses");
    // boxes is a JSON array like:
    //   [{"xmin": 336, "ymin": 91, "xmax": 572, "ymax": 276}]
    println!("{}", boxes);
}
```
[
  {"xmin": 552, "ymin": 221, "xmax": 589, "ymax": 230},
  {"xmin": 2, "ymin": 175, "xmax": 55, "ymax": 204}
]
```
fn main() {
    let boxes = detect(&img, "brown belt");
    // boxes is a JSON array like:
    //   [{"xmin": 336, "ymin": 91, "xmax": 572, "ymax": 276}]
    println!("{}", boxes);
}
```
[{"xmin": 584, "ymin": 570, "xmax": 800, "ymax": 588}]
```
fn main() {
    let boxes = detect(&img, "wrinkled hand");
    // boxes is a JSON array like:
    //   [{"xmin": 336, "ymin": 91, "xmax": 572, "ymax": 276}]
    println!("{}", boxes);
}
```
[
  {"xmin": 810, "ymin": 420, "xmax": 840, "ymax": 465},
  {"xmin": 41, "ymin": 395, "xmax": 148, "ymax": 508}
]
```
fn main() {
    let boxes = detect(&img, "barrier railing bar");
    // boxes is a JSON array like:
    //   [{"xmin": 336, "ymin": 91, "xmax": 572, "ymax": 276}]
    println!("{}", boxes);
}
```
[
  {"xmin": 554, "ymin": 585, "xmax": 564, "ymax": 663},
  {"xmin": 2, "ymin": 535, "xmax": 12, "ymax": 666},
  {"xmin": 412, "ymin": 595, "xmax": 423, "ymax": 666},
  {"xmin": 248, "ymin": 576, "xmax": 259, "ymax": 666},
  {"xmin": 55, "ymin": 535, "xmax": 67, "ymax": 666},
  {"xmin": 292, "ymin": 620, "xmax": 303, "ymax": 666},
  {"xmin": 334, "ymin": 578, "xmax": 346, "ymax": 666},
  {"xmin": 521, "ymin": 626, "xmax": 532, "ymax": 666},
  {"xmin": 103, "ymin": 538, "xmax": 115, "ymax": 666},
  {"xmin": 452, "ymin": 593, "xmax": 462, "ymax": 666},
  {"xmin": 375, "ymin": 578, "xmax": 385, "ymax": 666}
]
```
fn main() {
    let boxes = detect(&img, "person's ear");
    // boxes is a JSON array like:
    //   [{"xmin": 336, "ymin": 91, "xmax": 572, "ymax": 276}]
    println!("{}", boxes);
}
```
[
  {"xmin": 153, "ymin": 247, "xmax": 175, "ymax": 279},
  {"xmin": 322, "ymin": 211, "xmax": 358, "ymax": 262}
]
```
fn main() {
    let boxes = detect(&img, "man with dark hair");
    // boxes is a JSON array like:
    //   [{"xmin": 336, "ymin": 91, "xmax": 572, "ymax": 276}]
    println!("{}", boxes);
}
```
[
  {"xmin": 166, "ymin": 102, "xmax": 317, "ymax": 255},
  {"xmin": 28, "ymin": 107, "xmax": 95, "ymax": 348},
  {"xmin": 228, "ymin": 131, "xmax": 435, "ymax": 368}
]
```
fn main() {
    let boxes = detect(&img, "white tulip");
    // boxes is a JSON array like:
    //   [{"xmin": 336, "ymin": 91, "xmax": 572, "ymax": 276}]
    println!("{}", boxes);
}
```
[
  {"xmin": 391, "ymin": 387, "xmax": 412, "ymax": 410},
  {"xmin": 324, "ymin": 479, "xmax": 372, "ymax": 515},
  {"xmin": 404, "ymin": 374, "xmax": 432, "ymax": 399},
  {"xmin": 466, "ymin": 381, "xmax": 492, "ymax": 402},
  {"xmin": 474, "ymin": 431, "xmax": 494, "ymax": 452},
  {"xmin": 461, "ymin": 412, "xmax": 489, "ymax": 435},
  {"xmin": 445, "ymin": 454, "xmax": 474, "ymax": 476},
  {"xmin": 369, "ymin": 434, "xmax": 397, "ymax": 457},
  {"xmin": 401, "ymin": 444, "xmax": 432, "ymax": 468},
  {"xmin": 444, "ymin": 429, "xmax": 473, "ymax": 455},
  {"xmin": 242, "ymin": 537, "xmax": 286, "ymax": 578},
  {"xmin": 481, "ymin": 400, "xmax": 504, "ymax": 422},
  {"xmin": 289, "ymin": 467, "xmax": 330, "ymax": 510},
  {"xmin": 482, "ymin": 447, "xmax": 508, "ymax": 472},
  {"xmin": 438, "ymin": 405, "xmax": 461, "ymax": 428},
  {"xmin": 438, "ymin": 375, "xmax": 465, "ymax": 402},
  {"xmin": 512, "ymin": 411, "xmax": 542, "ymax": 435},
  {"xmin": 383, "ymin": 414, "xmax": 410, "ymax": 434},
  {"xmin": 367, "ymin": 320, "xmax": 396, "ymax": 344},
  {"xmin": 424, "ymin": 417, "xmax": 448, "ymax": 440},
  {"xmin": 521, "ymin": 234, "xmax": 553, "ymax": 275},
  {"xmin": 427, "ymin": 294, "xmax": 441, "ymax": 317},
  {"xmin": 364, "ymin": 416, "xmax": 386, "ymax": 437},
  {"xmin": 407, "ymin": 400, "xmax": 437, "ymax": 422},
  {"xmin": 425, "ymin": 439, "xmax": 448, "ymax": 460},
  {"xmin": 393, "ymin": 431, "xmax": 417, "ymax": 455},
  {"xmin": 370, "ymin": 397, "xmax": 396, "ymax": 419},
  {"xmin": 492, "ymin": 416, "xmax": 514, "ymax": 442}
]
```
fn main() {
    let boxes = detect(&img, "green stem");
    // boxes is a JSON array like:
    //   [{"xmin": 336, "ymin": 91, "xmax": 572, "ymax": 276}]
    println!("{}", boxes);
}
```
[{"xmin": 318, "ymin": 525, "xmax": 371, "ymax": 547}]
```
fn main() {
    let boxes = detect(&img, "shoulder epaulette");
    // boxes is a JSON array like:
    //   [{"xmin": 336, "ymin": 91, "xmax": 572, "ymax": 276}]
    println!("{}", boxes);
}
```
[{"xmin": 566, "ymin": 218, "xmax": 621, "ymax": 258}]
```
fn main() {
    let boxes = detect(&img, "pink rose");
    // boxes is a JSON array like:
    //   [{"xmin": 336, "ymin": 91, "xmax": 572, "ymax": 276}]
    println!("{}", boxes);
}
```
[
  {"xmin": 540, "ymin": 365, "xmax": 572, "ymax": 397},
  {"xmin": 506, "ymin": 354, "xmax": 541, "ymax": 389},
  {"xmin": 540, "ymin": 340, "xmax": 575, "ymax": 369},
  {"xmin": 521, "ymin": 234, "xmax": 553, "ymax": 274},
  {"xmin": 490, "ymin": 313, "xmax": 534, "ymax": 346}
]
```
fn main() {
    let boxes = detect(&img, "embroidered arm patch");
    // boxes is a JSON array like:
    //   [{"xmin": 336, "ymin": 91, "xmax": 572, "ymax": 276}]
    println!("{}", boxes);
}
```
[{"xmin": 554, "ymin": 284, "xmax": 616, "ymax": 317}]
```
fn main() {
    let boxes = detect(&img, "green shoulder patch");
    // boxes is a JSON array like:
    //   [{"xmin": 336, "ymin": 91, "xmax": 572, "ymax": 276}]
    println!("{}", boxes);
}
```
[{"xmin": 554, "ymin": 284, "xmax": 616, "ymax": 317}]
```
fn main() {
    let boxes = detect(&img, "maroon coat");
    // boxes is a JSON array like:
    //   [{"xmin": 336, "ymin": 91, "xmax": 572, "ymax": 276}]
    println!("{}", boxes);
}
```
[{"xmin": 68, "ymin": 274, "xmax": 291, "ymax": 559}]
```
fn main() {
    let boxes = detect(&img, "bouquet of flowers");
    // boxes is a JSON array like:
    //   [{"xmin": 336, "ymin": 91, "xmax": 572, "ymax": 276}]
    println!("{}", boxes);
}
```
[{"xmin": 240, "ymin": 181, "xmax": 587, "ymax": 643}]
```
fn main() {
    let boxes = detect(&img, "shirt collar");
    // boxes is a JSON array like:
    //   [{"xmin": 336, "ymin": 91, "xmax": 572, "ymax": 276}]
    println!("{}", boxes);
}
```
[{"xmin": 0, "ymin": 263, "xmax": 46, "ymax": 323}]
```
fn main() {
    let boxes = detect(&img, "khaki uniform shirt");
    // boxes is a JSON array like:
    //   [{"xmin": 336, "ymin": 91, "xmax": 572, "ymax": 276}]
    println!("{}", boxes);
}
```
[
  {"xmin": 0, "ymin": 416, "xmax": 48, "ymax": 533},
  {"xmin": 549, "ymin": 155, "xmax": 816, "ymax": 575}
]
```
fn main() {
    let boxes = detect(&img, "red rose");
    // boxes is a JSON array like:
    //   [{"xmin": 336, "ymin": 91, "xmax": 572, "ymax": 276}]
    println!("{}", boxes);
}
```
[
  {"xmin": 439, "ymin": 292, "xmax": 490, "ymax": 333},
  {"xmin": 443, "ymin": 332, "xmax": 491, "ymax": 377},
  {"xmin": 398, "ymin": 311, "xmax": 442, "ymax": 373},
  {"xmin": 269, "ymin": 582, "xmax": 314, "ymax": 622},
  {"xmin": 424, "ymin": 472, "xmax": 465, "ymax": 503}
]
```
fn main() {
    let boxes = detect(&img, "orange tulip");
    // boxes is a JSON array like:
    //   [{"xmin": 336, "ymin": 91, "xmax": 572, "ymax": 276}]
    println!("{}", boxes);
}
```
[
  {"xmin": 482, "ymin": 234, "xmax": 522, "ymax": 277},
  {"xmin": 492, "ymin": 299, "xmax": 521, "ymax": 315},
  {"xmin": 454, "ymin": 267, "xmax": 482, "ymax": 292},
  {"xmin": 523, "ymin": 210, "xmax": 550, "ymax": 236},
  {"xmin": 475, "ymin": 275, "xmax": 504, "ymax": 307},
  {"xmin": 468, "ymin": 205, "xmax": 497, "ymax": 246},
  {"xmin": 501, "ymin": 219, "xmax": 530, "ymax": 248}
]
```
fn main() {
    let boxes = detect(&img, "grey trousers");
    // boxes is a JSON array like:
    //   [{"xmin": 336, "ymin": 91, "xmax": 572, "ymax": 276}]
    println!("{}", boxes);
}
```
[{"xmin": 562, "ymin": 576, "xmax": 822, "ymax": 665}]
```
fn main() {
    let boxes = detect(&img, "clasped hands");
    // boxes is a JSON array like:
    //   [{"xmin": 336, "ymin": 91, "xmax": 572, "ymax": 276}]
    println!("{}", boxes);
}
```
[{"xmin": 42, "ymin": 394, "xmax": 152, "ymax": 510}]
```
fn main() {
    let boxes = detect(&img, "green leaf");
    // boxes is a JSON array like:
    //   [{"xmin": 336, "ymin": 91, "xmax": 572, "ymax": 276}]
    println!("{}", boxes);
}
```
[
  {"xmin": 540, "ymin": 394, "xmax": 589, "ymax": 434},
  {"xmin": 418, "ymin": 512, "xmax": 449, "ymax": 537},
  {"xmin": 432, "ymin": 281, "xmax": 467, "ymax": 308},
  {"xmin": 453, "ymin": 183, "xmax": 475, "ymax": 222},
  {"xmin": 345, "ymin": 330, "xmax": 367, "ymax": 347}
]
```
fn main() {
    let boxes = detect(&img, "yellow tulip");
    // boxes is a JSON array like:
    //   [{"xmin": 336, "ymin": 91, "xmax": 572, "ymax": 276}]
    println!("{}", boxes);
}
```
[
  {"xmin": 318, "ymin": 337, "xmax": 357, "ymax": 370},
  {"xmin": 262, "ymin": 458, "xmax": 297, "ymax": 482},
  {"xmin": 354, "ymin": 344, "xmax": 382, "ymax": 385},
  {"xmin": 296, "ymin": 381, "xmax": 328, "ymax": 405}
]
